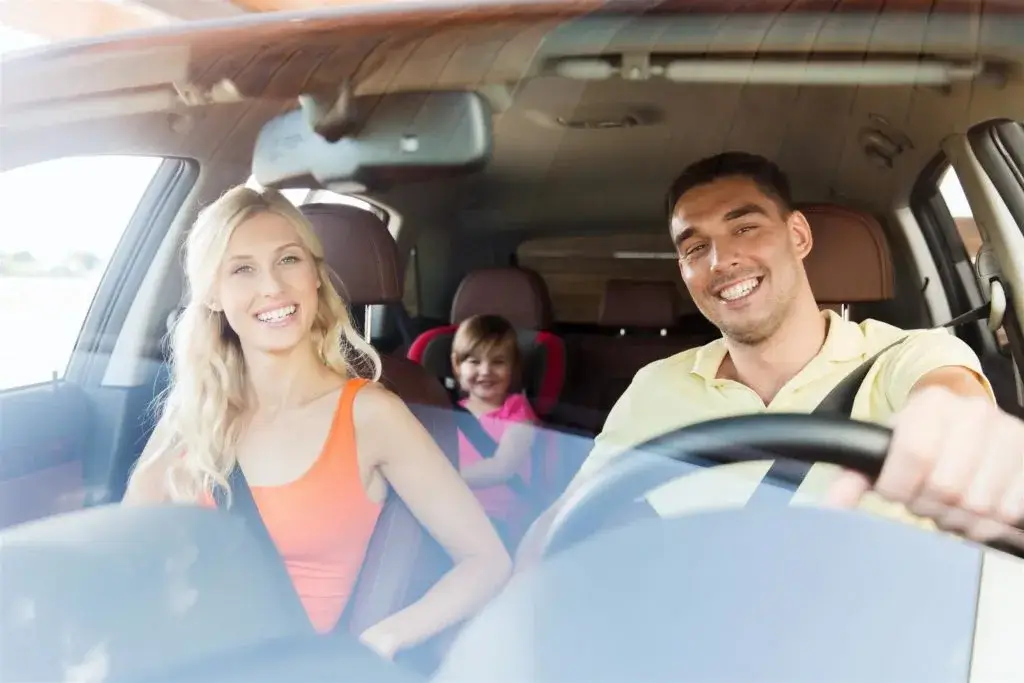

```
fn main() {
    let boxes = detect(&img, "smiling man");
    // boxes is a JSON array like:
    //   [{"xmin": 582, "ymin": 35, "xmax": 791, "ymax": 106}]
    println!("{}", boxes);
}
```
[{"xmin": 514, "ymin": 151, "xmax": 1024, "ymax": 569}]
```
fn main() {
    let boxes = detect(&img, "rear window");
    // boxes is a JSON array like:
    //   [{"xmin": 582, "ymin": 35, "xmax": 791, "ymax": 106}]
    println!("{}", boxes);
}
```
[{"xmin": 517, "ymin": 234, "xmax": 689, "ymax": 323}]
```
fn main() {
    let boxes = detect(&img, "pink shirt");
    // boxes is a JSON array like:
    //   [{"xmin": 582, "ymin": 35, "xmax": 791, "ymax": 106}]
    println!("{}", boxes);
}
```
[{"xmin": 457, "ymin": 393, "xmax": 538, "ymax": 531}]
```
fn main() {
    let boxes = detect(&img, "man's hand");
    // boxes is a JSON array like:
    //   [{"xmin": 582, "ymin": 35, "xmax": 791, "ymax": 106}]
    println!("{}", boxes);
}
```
[{"xmin": 827, "ymin": 386, "xmax": 1024, "ymax": 544}]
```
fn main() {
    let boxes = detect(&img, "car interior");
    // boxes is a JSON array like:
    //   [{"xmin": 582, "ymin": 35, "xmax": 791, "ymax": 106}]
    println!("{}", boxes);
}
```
[{"xmin": 2, "ymin": 2, "xmax": 1024, "ymax": 682}]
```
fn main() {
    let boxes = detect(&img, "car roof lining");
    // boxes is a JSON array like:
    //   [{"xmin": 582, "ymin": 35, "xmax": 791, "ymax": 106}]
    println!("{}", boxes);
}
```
[{"xmin": 3, "ymin": 8, "xmax": 1024, "ymax": 233}]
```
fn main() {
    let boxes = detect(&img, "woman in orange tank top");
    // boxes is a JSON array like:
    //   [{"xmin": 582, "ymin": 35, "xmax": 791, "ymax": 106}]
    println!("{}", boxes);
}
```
[{"xmin": 123, "ymin": 185, "xmax": 510, "ymax": 660}]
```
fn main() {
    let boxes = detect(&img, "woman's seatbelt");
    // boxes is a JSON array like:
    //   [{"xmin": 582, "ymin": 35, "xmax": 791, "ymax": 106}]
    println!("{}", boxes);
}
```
[
  {"xmin": 214, "ymin": 465, "xmax": 398, "ymax": 637},
  {"xmin": 212, "ymin": 467, "xmax": 310, "ymax": 626},
  {"xmin": 752, "ymin": 302, "xmax": 994, "ymax": 503}
]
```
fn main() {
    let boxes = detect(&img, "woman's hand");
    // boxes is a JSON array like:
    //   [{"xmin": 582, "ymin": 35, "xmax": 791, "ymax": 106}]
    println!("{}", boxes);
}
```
[
  {"xmin": 353, "ymin": 384, "xmax": 512, "ymax": 648},
  {"xmin": 358, "ymin": 619, "xmax": 403, "ymax": 660}
]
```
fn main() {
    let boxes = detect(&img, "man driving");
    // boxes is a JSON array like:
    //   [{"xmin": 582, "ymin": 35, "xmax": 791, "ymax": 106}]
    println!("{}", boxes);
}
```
[{"xmin": 515, "ymin": 151, "xmax": 1024, "ymax": 569}]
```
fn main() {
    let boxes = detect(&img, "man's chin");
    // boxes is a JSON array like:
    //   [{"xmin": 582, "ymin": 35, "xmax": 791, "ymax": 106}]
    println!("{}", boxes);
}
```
[{"xmin": 718, "ymin": 317, "xmax": 777, "ymax": 346}]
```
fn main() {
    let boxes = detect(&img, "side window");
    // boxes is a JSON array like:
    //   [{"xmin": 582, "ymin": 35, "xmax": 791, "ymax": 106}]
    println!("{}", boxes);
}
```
[
  {"xmin": 938, "ymin": 166, "xmax": 1010, "ymax": 351},
  {"xmin": 0, "ymin": 155, "xmax": 163, "ymax": 391}
]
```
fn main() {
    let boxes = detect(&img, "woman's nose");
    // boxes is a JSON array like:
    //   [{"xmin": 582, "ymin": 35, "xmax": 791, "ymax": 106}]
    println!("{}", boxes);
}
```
[{"xmin": 257, "ymin": 267, "xmax": 285, "ymax": 296}]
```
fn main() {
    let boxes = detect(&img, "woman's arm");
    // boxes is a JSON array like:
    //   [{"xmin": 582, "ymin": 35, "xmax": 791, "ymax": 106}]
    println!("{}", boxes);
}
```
[
  {"xmin": 353, "ymin": 384, "xmax": 512, "ymax": 657},
  {"xmin": 459, "ymin": 421, "xmax": 536, "ymax": 488},
  {"xmin": 122, "ymin": 416, "xmax": 174, "ymax": 505}
]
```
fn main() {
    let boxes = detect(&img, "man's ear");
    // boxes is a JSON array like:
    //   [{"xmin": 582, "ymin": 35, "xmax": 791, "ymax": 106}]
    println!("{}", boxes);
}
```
[{"xmin": 788, "ymin": 210, "xmax": 814, "ymax": 260}]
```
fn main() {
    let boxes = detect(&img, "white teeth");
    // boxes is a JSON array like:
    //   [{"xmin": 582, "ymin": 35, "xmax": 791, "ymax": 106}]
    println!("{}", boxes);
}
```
[
  {"xmin": 718, "ymin": 278, "xmax": 760, "ymax": 301},
  {"xmin": 256, "ymin": 305, "xmax": 296, "ymax": 322}
]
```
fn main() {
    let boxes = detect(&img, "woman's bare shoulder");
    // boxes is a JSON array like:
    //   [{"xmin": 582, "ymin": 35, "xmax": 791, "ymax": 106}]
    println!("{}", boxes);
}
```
[
  {"xmin": 122, "ymin": 418, "xmax": 177, "ymax": 505},
  {"xmin": 351, "ymin": 380, "xmax": 407, "ymax": 421}
]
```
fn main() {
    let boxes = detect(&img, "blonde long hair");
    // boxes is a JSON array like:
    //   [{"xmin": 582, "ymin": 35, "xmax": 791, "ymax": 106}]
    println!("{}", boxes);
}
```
[{"xmin": 142, "ymin": 185, "xmax": 381, "ymax": 503}]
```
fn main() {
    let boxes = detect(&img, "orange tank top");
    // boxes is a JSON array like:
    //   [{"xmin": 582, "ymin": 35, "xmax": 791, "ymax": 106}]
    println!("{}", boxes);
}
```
[{"xmin": 205, "ymin": 378, "xmax": 383, "ymax": 633}]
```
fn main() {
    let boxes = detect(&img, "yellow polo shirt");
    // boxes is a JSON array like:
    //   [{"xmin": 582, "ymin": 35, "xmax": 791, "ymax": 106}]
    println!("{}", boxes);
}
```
[{"xmin": 574, "ymin": 309, "xmax": 995, "ymax": 525}]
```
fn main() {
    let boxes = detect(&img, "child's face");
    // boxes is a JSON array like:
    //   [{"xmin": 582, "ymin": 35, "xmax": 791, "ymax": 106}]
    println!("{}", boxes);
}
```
[{"xmin": 457, "ymin": 348, "xmax": 513, "ymax": 404}]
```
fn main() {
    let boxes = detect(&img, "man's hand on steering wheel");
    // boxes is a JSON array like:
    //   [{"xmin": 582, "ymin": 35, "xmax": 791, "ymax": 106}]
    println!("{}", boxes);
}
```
[{"xmin": 827, "ymin": 385, "xmax": 1024, "ymax": 544}]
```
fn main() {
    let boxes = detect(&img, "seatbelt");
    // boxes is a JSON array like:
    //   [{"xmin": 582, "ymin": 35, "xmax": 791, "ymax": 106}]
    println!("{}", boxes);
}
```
[
  {"xmin": 751, "ymin": 302, "xmax": 993, "ymax": 503},
  {"xmin": 453, "ymin": 404, "xmax": 533, "ymax": 498},
  {"xmin": 213, "ymin": 466, "xmax": 309, "ymax": 624}
]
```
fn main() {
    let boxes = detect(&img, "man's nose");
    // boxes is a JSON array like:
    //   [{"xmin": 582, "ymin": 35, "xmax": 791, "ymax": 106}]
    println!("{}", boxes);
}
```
[{"xmin": 708, "ymin": 239, "xmax": 741, "ymax": 272}]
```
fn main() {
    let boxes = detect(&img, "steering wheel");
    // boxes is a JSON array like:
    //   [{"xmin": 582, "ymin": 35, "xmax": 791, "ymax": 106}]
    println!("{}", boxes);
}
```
[{"xmin": 543, "ymin": 413, "xmax": 1024, "ymax": 560}]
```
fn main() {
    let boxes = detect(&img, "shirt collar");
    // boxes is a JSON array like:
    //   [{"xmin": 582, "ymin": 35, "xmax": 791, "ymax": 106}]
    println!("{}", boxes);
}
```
[{"xmin": 690, "ymin": 309, "xmax": 866, "ymax": 381}]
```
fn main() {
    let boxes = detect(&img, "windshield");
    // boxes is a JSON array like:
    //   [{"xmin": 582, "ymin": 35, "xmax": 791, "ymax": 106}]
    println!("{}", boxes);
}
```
[{"xmin": 2, "ymin": 3, "xmax": 1024, "ymax": 683}]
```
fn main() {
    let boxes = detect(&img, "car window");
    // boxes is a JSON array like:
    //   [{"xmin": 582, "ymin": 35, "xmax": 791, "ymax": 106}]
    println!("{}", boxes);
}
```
[
  {"xmin": 938, "ymin": 166, "xmax": 1010, "ymax": 351},
  {"xmin": 0, "ymin": 155, "xmax": 164, "ymax": 392},
  {"xmin": 517, "ymin": 234, "xmax": 685, "ymax": 323}
]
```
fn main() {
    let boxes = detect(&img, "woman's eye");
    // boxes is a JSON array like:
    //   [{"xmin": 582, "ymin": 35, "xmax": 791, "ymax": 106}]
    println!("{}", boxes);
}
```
[
  {"xmin": 232, "ymin": 264, "xmax": 253, "ymax": 275},
  {"xmin": 281, "ymin": 254, "xmax": 300, "ymax": 264}
]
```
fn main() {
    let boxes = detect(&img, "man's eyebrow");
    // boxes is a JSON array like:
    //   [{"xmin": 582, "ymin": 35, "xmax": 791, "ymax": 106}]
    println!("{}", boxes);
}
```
[
  {"xmin": 723, "ymin": 203, "xmax": 770, "ymax": 221},
  {"xmin": 672, "ymin": 224, "xmax": 696, "ymax": 247}
]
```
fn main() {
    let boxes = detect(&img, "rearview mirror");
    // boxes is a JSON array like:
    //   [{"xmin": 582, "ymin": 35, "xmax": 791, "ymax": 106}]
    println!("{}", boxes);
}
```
[{"xmin": 251, "ymin": 90, "xmax": 492, "ymax": 190}]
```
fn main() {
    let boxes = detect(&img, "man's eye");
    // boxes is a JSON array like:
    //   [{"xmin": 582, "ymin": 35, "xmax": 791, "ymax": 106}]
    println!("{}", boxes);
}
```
[
  {"xmin": 685, "ymin": 244, "xmax": 707, "ymax": 257},
  {"xmin": 737, "ymin": 225, "xmax": 758, "ymax": 234}
]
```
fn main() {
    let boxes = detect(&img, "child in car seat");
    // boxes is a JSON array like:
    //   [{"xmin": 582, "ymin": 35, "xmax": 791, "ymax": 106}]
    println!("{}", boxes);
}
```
[{"xmin": 451, "ymin": 314, "xmax": 539, "ymax": 549}]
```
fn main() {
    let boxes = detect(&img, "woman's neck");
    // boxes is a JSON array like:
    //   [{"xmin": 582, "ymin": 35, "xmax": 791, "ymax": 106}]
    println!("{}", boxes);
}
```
[{"xmin": 243, "ymin": 342, "xmax": 340, "ymax": 414}]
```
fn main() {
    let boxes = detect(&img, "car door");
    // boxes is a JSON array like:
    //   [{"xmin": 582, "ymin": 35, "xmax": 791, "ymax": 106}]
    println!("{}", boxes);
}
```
[{"xmin": 0, "ymin": 154, "xmax": 196, "ymax": 528}]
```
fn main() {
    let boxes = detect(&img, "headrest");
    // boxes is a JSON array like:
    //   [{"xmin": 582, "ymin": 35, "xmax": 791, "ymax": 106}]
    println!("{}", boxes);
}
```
[
  {"xmin": 599, "ymin": 280, "xmax": 678, "ymax": 328},
  {"xmin": 450, "ymin": 267, "xmax": 553, "ymax": 329},
  {"xmin": 801, "ymin": 204, "xmax": 893, "ymax": 304},
  {"xmin": 301, "ymin": 203, "xmax": 402, "ymax": 306}
]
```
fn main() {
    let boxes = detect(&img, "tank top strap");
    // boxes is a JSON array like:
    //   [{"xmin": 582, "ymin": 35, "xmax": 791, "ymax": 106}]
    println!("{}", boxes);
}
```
[{"xmin": 322, "ymin": 377, "xmax": 372, "ymax": 460}]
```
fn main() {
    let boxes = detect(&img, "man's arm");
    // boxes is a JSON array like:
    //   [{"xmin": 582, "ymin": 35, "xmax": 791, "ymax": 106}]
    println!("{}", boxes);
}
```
[
  {"xmin": 909, "ymin": 364, "xmax": 992, "ymax": 400},
  {"xmin": 828, "ymin": 332, "xmax": 1024, "ymax": 545}
]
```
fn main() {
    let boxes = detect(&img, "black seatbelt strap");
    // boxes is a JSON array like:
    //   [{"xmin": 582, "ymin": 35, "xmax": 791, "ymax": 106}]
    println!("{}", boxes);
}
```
[
  {"xmin": 812, "ymin": 301, "xmax": 992, "ymax": 418},
  {"xmin": 750, "ymin": 302, "xmax": 992, "ymax": 505},
  {"xmin": 213, "ymin": 465, "xmax": 308, "ymax": 621},
  {"xmin": 453, "ymin": 405, "xmax": 532, "ymax": 497}
]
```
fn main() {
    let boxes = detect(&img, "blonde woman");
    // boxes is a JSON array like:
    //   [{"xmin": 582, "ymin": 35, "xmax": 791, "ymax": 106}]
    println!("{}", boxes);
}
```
[{"xmin": 123, "ymin": 185, "xmax": 511, "ymax": 660}]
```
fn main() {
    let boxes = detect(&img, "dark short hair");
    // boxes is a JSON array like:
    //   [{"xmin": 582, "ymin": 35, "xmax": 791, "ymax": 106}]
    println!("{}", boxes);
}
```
[{"xmin": 665, "ymin": 152, "xmax": 793, "ymax": 221}]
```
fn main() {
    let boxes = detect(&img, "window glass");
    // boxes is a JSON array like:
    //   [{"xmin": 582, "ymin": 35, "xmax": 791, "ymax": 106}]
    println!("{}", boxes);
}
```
[
  {"xmin": 0, "ymin": 155, "xmax": 163, "ymax": 390},
  {"xmin": 517, "ymin": 234, "xmax": 685, "ymax": 323},
  {"xmin": 938, "ymin": 166, "xmax": 1009, "ymax": 350}
]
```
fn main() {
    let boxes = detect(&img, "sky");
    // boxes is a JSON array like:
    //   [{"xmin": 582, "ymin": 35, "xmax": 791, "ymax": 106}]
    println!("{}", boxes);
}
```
[
  {"xmin": 0, "ymin": 24, "xmax": 167, "ymax": 265},
  {"xmin": 0, "ymin": 24, "xmax": 44, "ymax": 54}
]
